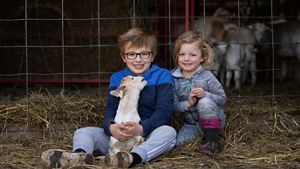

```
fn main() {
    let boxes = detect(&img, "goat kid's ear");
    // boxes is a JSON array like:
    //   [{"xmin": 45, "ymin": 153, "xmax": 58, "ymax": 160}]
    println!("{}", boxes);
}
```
[{"xmin": 110, "ymin": 85, "xmax": 126, "ymax": 98}]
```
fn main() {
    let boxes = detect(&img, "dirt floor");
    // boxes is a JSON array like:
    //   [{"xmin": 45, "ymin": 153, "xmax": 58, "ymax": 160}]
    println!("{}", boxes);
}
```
[{"xmin": 0, "ymin": 82, "xmax": 299, "ymax": 169}]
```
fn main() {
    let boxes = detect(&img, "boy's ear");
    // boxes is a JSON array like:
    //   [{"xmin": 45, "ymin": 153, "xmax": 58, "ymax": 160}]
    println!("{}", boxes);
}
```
[
  {"xmin": 121, "ymin": 55, "xmax": 127, "ymax": 62},
  {"xmin": 110, "ymin": 85, "xmax": 126, "ymax": 98},
  {"xmin": 150, "ymin": 54, "xmax": 155, "ymax": 62}
]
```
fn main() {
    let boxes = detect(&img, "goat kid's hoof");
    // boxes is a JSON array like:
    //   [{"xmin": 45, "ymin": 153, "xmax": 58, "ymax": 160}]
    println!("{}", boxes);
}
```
[
  {"xmin": 104, "ymin": 152, "xmax": 133, "ymax": 168},
  {"xmin": 41, "ymin": 149, "xmax": 94, "ymax": 168}
]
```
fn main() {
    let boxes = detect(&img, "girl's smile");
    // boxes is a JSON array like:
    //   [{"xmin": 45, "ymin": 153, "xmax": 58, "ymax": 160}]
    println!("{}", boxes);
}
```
[{"xmin": 178, "ymin": 42, "xmax": 204, "ymax": 77}]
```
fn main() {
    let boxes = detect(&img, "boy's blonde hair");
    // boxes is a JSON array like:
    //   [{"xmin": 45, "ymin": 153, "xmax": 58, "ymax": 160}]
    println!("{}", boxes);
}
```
[
  {"xmin": 173, "ymin": 31, "xmax": 214, "ymax": 69},
  {"xmin": 118, "ymin": 28, "xmax": 157, "ymax": 57}
]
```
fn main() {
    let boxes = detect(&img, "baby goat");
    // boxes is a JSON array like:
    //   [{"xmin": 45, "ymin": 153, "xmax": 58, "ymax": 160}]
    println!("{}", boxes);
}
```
[{"xmin": 109, "ymin": 75, "xmax": 147, "ymax": 154}]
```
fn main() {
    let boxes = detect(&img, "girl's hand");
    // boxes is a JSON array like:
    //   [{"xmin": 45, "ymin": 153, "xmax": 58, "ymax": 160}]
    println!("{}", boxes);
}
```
[
  {"xmin": 187, "ymin": 87, "xmax": 205, "ymax": 108},
  {"xmin": 191, "ymin": 87, "xmax": 205, "ymax": 99},
  {"xmin": 110, "ymin": 123, "xmax": 133, "ymax": 141},
  {"xmin": 123, "ymin": 121, "xmax": 143, "ymax": 137},
  {"xmin": 188, "ymin": 92, "xmax": 198, "ymax": 108}
]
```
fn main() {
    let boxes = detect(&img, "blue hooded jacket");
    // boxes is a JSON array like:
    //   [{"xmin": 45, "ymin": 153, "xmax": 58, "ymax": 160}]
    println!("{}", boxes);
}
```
[{"xmin": 103, "ymin": 64, "xmax": 174, "ymax": 137}]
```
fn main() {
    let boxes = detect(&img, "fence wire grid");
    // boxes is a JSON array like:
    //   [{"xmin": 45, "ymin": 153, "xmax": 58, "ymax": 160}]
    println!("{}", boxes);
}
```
[{"xmin": 0, "ymin": 0, "xmax": 300, "ymax": 136}]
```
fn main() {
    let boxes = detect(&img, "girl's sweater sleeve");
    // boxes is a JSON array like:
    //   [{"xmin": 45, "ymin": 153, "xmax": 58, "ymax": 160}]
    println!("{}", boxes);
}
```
[
  {"xmin": 205, "ymin": 72, "xmax": 227, "ymax": 106},
  {"xmin": 173, "ymin": 89, "xmax": 189, "ymax": 113}
]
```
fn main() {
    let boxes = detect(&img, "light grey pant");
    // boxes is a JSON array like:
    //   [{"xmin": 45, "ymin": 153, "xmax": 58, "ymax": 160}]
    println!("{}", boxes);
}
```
[
  {"xmin": 176, "ymin": 97, "xmax": 226, "ymax": 147},
  {"xmin": 72, "ymin": 125, "xmax": 177, "ymax": 163},
  {"xmin": 176, "ymin": 123, "xmax": 201, "ymax": 147},
  {"xmin": 197, "ymin": 97, "xmax": 225, "ymax": 120}
]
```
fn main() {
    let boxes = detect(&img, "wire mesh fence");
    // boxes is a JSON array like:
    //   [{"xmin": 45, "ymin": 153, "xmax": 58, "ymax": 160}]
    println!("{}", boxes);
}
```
[{"xmin": 0, "ymin": 0, "xmax": 300, "ymax": 168}]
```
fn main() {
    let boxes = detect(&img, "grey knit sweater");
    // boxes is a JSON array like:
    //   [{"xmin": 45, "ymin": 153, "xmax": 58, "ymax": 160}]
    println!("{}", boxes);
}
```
[{"xmin": 171, "ymin": 65, "xmax": 227, "ymax": 113}]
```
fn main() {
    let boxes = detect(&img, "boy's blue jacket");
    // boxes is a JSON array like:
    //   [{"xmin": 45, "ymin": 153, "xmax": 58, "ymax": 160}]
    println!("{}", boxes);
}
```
[{"xmin": 103, "ymin": 64, "xmax": 174, "ymax": 137}]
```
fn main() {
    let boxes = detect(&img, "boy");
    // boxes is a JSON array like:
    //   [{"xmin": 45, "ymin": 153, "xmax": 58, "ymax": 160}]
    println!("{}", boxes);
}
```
[{"xmin": 41, "ymin": 28, "xmax": 176, "ymax": 168}]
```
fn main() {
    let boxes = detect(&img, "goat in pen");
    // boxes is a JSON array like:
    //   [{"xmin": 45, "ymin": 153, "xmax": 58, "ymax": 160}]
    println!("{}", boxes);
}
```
[{"xmin": 107, "ymin": 75, "xmax": 147, "ymax": 154}]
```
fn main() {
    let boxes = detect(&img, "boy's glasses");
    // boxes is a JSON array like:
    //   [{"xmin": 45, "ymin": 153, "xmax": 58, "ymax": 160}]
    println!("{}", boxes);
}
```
[{"xmin": 123, "ymin": 51, "xmax": 152, "ymax": 60}]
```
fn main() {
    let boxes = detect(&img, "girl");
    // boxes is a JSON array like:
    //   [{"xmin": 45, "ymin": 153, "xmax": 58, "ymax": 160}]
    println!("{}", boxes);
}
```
[{"xmin": 172, "ymin": 31, "xmax": 226, "ymax": 156}]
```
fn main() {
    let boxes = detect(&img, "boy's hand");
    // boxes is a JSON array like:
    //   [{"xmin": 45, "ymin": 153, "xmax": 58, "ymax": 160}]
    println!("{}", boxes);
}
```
[
  {"xmin": 110, "ymin": 123, "xmax": 133, "ymax": 141},
  {"xmin": 123, "ymin": 121, "xmax": 143, "ymax": 137}
]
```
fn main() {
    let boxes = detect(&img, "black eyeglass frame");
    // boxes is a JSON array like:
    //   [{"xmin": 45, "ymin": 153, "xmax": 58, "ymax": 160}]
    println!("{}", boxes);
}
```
[{"xmin": 123, "ymin": 51, "xmax": 152, "ymax": 60}]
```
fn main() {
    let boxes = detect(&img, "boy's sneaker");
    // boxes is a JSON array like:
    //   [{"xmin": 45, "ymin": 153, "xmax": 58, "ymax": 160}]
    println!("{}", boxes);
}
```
[
  {"xmin": 41, "ymin": 149, "xmax": 94, "ymax": 168},
  {"xmin": 200, "ymin": 141, "xmax": 218, "ymax": 156},
  {"xmin": 104, "ymin": 151, "xmax": 133, "ymax": 168}
]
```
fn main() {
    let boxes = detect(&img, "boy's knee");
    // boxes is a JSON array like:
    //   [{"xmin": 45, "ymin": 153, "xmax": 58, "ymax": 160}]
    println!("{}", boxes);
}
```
[
  {"xmin": 74, "ymin": 127, "xmax": 92, "ymax": 136},
  {"xmin": 161, "ymin": 126, "xmax": 177, "ymax": 147},
  {"xmin": 163, "ymin": 126, "xmax": 177, "ymax": 139}
]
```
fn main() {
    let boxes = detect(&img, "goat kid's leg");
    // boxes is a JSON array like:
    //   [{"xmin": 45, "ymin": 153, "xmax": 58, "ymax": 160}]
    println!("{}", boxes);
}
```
[
  {"xmin": 226, "ymin": 71, "xmax": 232, "ymax": 88},
  {"xmin": 109, "ymin": 137, "xmax": 121, "ymax": 154},
  {"xmin": 219, "ymin": 70, "xmax": 226, "ymax": 86},
  {"xmin": 241, "ymin": 67, "xmax": 248, "ymax": 85},
  {"xmin": 234, "ymin": 70, "xmax": 241, "ymax": 90},
  {"xmin": 249, "ymin": 60, "xmax": 257, "ymax": 85}
]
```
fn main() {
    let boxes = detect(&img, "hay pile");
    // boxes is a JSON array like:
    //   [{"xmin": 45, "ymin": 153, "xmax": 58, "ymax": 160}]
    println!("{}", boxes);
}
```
[
  {"xmin": 0, "ymin": 87, "xmax": 299, "ymax": 169},
  {"xmin": 1, "ymin": 90, "xmax": 104, "ymax": 131}
]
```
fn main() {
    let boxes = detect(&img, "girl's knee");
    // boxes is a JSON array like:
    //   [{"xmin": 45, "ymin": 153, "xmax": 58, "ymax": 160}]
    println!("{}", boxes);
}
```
[
  {"xmin": 197, "ymin": 98, "xmax": 216, "ymax": 111},
  {"xmin": 197, "ymin": 97, "xmax": 215, "ymax": 107},
  {"xmin": 197, "ymin": 98, "xmax": 220, "ymax": 119}
]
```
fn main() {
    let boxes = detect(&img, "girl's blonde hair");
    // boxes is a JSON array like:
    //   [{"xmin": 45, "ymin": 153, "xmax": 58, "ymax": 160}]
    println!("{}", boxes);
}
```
[
  {"xmin": 118, "ymin": 28, "xmax": 157, "ymax": 57},
  {"xmin": 173, "ymin": 31, "xmax": 214, "ymax": 69}
]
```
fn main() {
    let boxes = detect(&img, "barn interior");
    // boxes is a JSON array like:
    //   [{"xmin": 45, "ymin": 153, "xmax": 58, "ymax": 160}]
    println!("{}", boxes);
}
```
[{"xmin": 0, "ymin": 0, "xmax": 299, "ymax": 169}]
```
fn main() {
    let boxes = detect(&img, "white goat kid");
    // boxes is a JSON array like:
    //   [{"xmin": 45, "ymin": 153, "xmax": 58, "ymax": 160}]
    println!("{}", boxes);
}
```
[
  {"xmin": 108, "ymin": 75, "xmax": 147, "ymax": 154},
  {"xmin": 223, "ymin": 23, "xmax": 263, "ymax": 90}
]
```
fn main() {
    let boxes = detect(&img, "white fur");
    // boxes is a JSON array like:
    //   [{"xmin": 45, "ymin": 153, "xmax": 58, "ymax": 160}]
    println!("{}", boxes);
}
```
[{"xmin": 108, "ymin": 75, "xmax": 147, "ymax": 154}]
